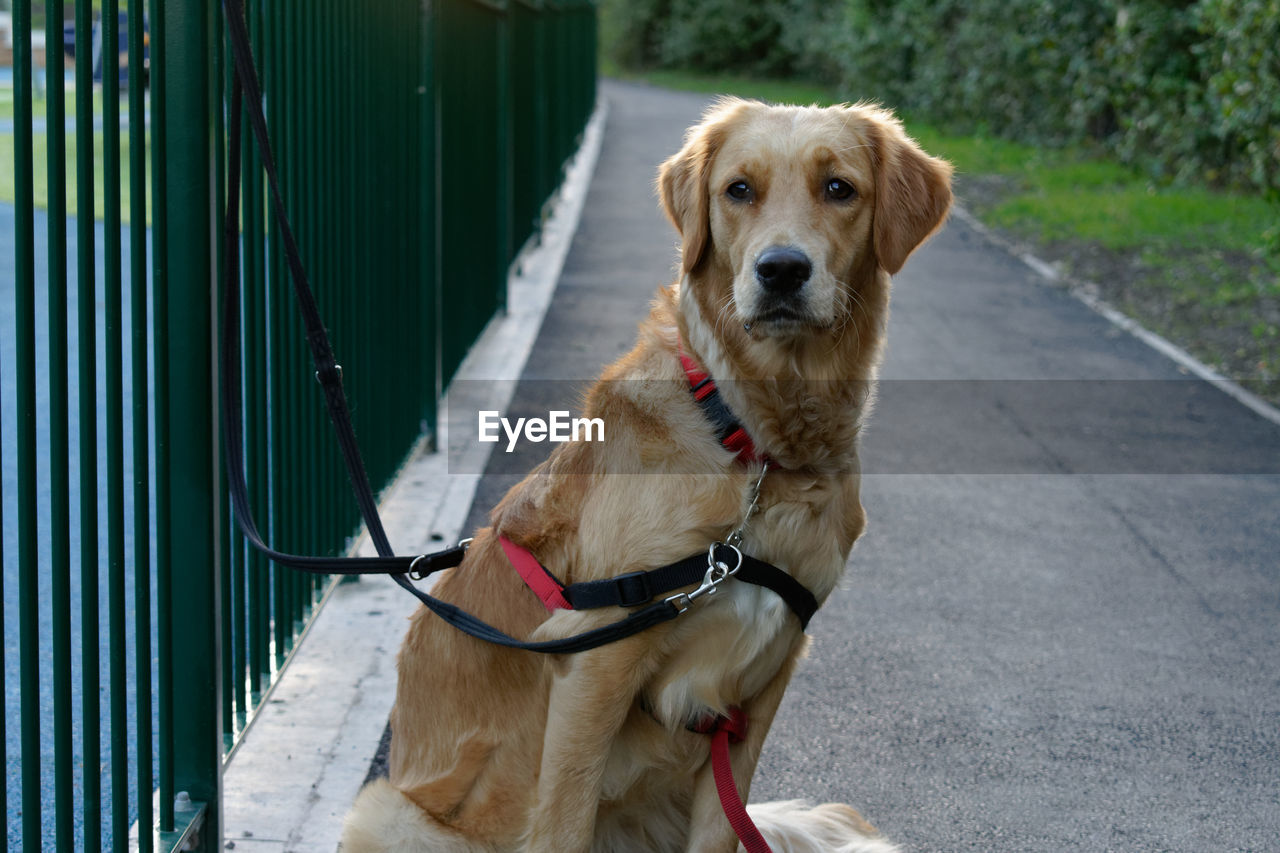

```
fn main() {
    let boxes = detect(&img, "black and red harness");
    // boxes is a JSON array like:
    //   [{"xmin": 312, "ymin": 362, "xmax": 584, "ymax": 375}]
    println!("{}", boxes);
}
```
[
  {"xmin": 491, "ymin": 351, "xmax": 815, "ymax": 853},
  {"xmin": 219, "ymin": 2, "xmax": 817, "ymax": 848},
  {"xmin": 493, "ymin": 348, "xmax": 816, "ymax": 636}
]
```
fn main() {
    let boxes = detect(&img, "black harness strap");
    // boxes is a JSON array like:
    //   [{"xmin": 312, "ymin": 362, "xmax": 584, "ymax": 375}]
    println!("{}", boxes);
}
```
[
  {"xmin": 218, "ymin": 0, "xmax": 817, "ymax": 654},
  {"xmin": 692, "ymin": 384, "xmax": 745, "ymax": 446},
  {"xmin": 564, "ymin": 552, "xmax": 817, "ymax": 629}
]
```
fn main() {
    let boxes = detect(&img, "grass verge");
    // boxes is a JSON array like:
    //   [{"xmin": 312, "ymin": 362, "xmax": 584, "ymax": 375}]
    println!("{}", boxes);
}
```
[
  {"xmin": 610, "ymin": 68, "xmax": 1280, "ymax": 404},
  {"xmin": 1, "ymin": 84, "xmax": 151, "ymax": 225}
]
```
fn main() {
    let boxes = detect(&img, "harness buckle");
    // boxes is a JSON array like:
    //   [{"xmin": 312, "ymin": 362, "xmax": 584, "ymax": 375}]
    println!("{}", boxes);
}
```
[
  {"xmin": 663, "ymin": 542, "xmax": 743, "ymax": 614},
  {"xmin": 612, "ymin": 571, "xmax": 653, "ymax": 607}
]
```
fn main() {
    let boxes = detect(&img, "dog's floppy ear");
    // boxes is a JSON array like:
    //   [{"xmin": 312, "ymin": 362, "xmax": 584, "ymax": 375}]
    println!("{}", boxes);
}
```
[
  {"xmin": 658, "ymin": 98, "xmax": 744, "ymax": 276},
  {"xmin": 868, "ymin": 112, "xmax": 954, "ymax": 276}
]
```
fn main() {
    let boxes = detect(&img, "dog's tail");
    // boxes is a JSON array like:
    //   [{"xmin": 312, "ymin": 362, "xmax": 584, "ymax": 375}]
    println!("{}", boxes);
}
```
[
  {"xmin": 745, "ymin": 800, "xmax": 902, "ymax": 853},
  {"xmin": 340, "ymin": 778, "xmax": 498, "ymax": 853}
]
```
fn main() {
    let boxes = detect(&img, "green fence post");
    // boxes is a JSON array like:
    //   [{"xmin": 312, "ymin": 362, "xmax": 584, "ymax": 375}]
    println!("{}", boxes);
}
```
[
  {"xmin": 11, "ymin": 0, "xmax": 41, "ymax": 846},
  {"xmin": 420, "ymin": 0, "xmax": 441, "ymax": 436},
  {"xmin": 129, "ymin": 0, "xmax": 154, "ymax": 842},
  {"xmin": 159, "ymin": 0, "xmax": 224, "ymax": 847},
  {"xmin": 496, "ymin": 1, "xmax": 513, "ymax": 284},
  {"xmin": 74, "ymin": 0, "xmax": 103, "ymax": 842},
  {"xmin": 101, "ymin": 0, "xmax": 132, "ymax": 848},
  {"xmin": 43, "ymin": 0, "xmax": 75, "ymax": 847},
  {"xmin": 428, "ymin": 0, "xmax": 445, "ymax": 420}
]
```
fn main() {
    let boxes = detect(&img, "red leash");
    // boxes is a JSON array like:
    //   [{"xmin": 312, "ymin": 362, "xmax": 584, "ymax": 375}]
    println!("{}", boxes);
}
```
[{"xmin": 699, "ymin": 707, "xmax": 774, "ymax": 853}]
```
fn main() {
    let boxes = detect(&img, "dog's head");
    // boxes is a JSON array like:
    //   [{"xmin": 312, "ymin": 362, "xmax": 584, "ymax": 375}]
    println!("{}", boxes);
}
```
[{"xmin": 659, "ymin": 98, "xmax": 952, "ymax": 343}]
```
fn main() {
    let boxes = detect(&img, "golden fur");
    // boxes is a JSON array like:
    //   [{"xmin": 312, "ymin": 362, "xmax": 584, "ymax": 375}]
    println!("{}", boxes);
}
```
[{"xmin": 342, "ymin": 98, "xmax": 952, "ymax": 852}]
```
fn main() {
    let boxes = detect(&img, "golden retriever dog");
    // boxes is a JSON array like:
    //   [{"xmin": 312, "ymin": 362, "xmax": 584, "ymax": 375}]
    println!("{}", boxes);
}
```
[{"xmin": 342, "ymin": 97, "xmax": 952, "ymax": 852}]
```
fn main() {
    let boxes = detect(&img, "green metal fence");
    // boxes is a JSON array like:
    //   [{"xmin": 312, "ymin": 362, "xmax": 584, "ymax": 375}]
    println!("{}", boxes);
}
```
[{"xmin": 2, "ymin": 0, "xmax": 598, "ymax": 849}]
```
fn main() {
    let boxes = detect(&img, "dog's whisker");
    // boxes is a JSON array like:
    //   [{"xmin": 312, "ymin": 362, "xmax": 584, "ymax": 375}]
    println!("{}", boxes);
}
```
[
  {"xmin": 828, "ymin": 278, "xmax": 869, "ymax": 355},
  {"xmin": 712, "ymin": 290, "xmax": 738, "ymax": 337}
]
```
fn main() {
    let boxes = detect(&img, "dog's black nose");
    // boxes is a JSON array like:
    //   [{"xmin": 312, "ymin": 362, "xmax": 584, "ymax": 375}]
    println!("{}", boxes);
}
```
[{"xmin": 755, "ymin": 247, "xmax": 812, "ymax": 294}]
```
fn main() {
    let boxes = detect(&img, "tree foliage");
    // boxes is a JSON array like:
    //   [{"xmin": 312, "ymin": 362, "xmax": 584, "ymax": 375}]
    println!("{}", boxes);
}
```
[{"xmin": 603, "ymin": 0, "xmax": 1280, "ymax": 195}]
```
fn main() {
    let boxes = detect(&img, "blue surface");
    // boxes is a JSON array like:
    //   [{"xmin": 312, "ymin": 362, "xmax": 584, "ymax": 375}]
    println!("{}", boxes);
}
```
[{"xmin": 2, "ymin": 201, "xmax": 159, "ymax": 850}]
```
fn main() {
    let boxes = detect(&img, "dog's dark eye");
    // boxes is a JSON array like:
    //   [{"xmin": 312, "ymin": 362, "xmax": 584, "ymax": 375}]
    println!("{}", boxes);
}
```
[
  {"xmin": 726, "ymin": 180, "xmax": 753, "ymax": 201},
  {"xmin": 825, "ymin": 178, "xmax": 857, "ymax": 201}
]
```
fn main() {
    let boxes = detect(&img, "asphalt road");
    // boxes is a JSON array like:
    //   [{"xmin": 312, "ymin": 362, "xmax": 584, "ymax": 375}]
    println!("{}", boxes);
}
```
[{"xmin": 455, "ymin": 80, "xmax": 1280, "ymax": 852}]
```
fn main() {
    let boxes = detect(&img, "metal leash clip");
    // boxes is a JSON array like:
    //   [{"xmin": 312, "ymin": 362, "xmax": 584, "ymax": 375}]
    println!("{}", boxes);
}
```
[{"xmin": 665, "ymin": 542, "xmax": 743, "ymax": 613}]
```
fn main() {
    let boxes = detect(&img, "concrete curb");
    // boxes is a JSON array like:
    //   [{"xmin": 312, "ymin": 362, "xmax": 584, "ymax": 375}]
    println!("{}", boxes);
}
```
[
  {"xmin": 949, "ymin": 203, "xmax": 1280, "ymax": 428},
  {"xmin": 213, "ymin": 97, "xmax": 610, "ymax": 853}
]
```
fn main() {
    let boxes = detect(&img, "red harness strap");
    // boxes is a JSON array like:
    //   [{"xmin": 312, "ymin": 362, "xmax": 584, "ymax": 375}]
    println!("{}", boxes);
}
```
[
  {"xmin": 499, "ymin": 537, "xmax": 571, "ymax": 611},
  {"xmin": 678, "ymin": 345, "xmax": 764, "ymax": 465},
  {"xmin": 697, "ymin": 707, "xmax": 774, "ymax": 853}
]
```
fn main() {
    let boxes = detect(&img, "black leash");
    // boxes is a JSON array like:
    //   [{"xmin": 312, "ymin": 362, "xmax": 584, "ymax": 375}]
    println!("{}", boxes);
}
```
[{"xmin": 218, "ymin": 0, "xmax": 815, "ymax": 653}]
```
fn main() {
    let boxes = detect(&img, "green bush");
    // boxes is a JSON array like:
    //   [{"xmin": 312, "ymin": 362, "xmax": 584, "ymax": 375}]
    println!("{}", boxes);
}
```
[
  {"xmin": 601, "ymin": 0, "xmax": 1280, "ymax": 196},
  {"xmin": 1094, "ymin": 2, "xmax": 1215, "ymax": 185},
  {"xmin": 599, "ymin": 0, "xmax": 674, "ymax": 72},
  {"xmin": 1196, "ymin": 0, "xmax": 1280, "ymax": 195},
  {"xmin": 836, "ymin": 0, "xmax": 1113, "ymax": 144},
  {"xmin": 600, "ymin": 0, "xmax": 840, "ymax": 79}
]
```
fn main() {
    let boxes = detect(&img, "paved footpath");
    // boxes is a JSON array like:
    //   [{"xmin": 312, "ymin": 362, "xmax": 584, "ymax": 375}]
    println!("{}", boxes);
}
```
[{"xmin": 412, "ymin": 80, "xmax": 1280, "ymax": 852}]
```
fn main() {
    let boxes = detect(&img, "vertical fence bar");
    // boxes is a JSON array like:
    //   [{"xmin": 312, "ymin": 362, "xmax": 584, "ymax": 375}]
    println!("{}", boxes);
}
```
[
  {"xmin": 161, "ymin": 0, "xmax": 223, "ymax": 846},
  {"xmin": 267, "ymin": 0, "xmax": 290, "ymax": 690},
  {"xmin": 333, "ymin": 0, "xmax": 348, "ymax": 560},
  {"xmin": 427, "ymin": 0, "xmax": 443, "ymax": 426},
  {"xmin": 12, "ymin": 0, "xmax": 41, "ymax": 846},
  {"xmin": 283, "ymin": 0, "xmax": 302, "ymax": 624},
  {"xmin": 256, "ymin": 0, "xmax": 275, "ymax": 680},
  {"xmin": 41, "ymin": 0, "xmax": 74, "ymax": 846},
  {"xmin": 149, "ymin": 0, "xmax": 175, "ymax": 829},
  {"xmin": 496, "ymin": 4, "xmax": 513, "ymax": 290},
  {"xmin": 335, "ymin": 0, "xmax": 349, "ymax": 551},
  {"xmin": 128, "ymin": 0, "xmax": 155, "ymax": 842},
  {"xmin": 75, "ymin": 0, "xmax": 104, "ymax": 843},
  {"xmin": 213, "ymin": 0, "xmax": 234, "ymax": 753},
  {"xmin": 266, "ymin": 0, "xmax": 288, "ymax": 670},
  {"xmin": 304, "ymin": 0, "xmax": 318, "ymax": 596},
  {"xmin": 347, "ymin": 0, "xmax": 358, "ymax": 477},
  {"xmin": 242, "ymin": 0, "xmax": 267, "ymax": 698},
  {"xmin": 101, "ymin": 1, "xmax": 130, "ymax": 848},
  {"xmin": 232, "ymin": 0, "xmax": 251, "ymax": 734},
  {"xmin": 302, "ymin": 0, "xmax": 318, "ymax": 571}
]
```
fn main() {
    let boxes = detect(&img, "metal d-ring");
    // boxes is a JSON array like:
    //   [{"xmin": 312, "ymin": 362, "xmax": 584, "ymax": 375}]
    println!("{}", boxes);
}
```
[
  {"xmin": 705, "ymin": 541, "xmax": 743, "ymax": 584},
  {"xmin": 407, "ymin": 553, "xmax": 430, "ymax": 580},
  {"xmin": 665, "ymin": 541, "xmax": 744, "ymax": 614},
  {"xmin": 408, "ymin": 536, "xmax": 474, "ymax": 581}
]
